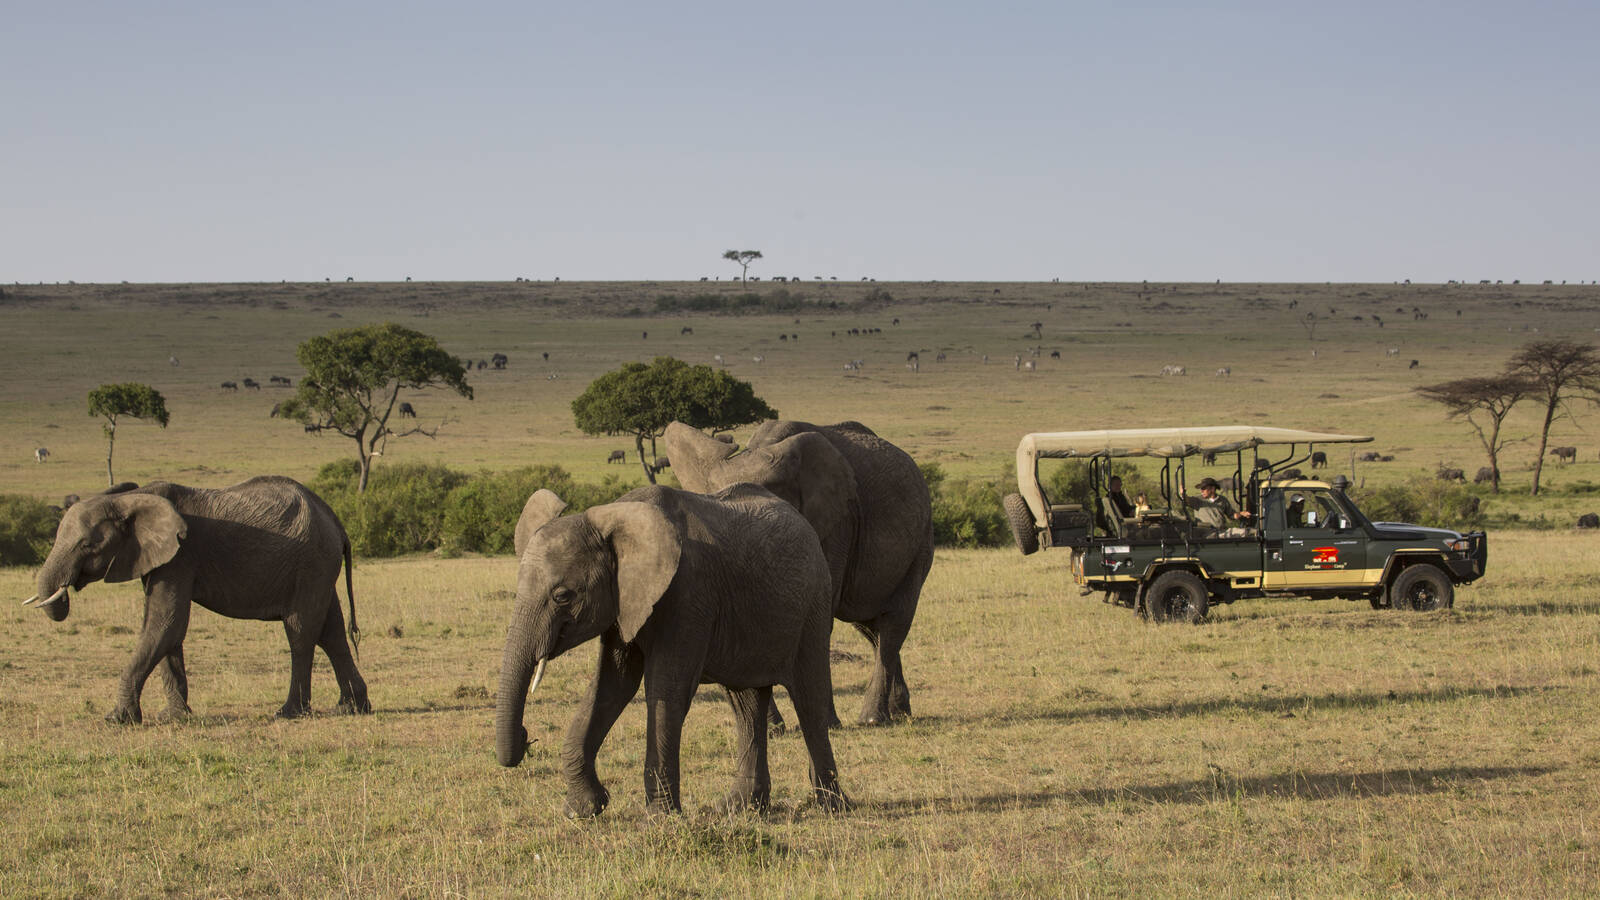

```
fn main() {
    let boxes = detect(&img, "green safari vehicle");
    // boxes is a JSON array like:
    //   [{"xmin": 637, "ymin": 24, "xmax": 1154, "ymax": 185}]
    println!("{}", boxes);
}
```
[{"xmin": 1003, "ymin": 426, "xmax": 1488, "ymax": 622}]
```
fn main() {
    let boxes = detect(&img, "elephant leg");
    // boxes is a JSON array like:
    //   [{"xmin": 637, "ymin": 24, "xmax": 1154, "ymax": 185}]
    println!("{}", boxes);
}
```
[
  {"xmin": 853, "ymin": 546, "xmax": 928, "ymax": 725},
  {"xmin": 789, "ymin": 625, "xmax": 847, "ymax": 811},
  {"xmin": 153, "ymin": 643, "xmax": 192, "ymax": 722},
  {"xmin": 724, "ymin": 686, "xmax": 772, "ymax": 812},
  {"xmin": 110, "ymin": 580, "xmax": 192, "ymax": 725},
  {"xmin": 316, "ymin": 598, "xmax": 370, "ymax": 714},
  {"xmin": 641, "ymin": 663, "xmax": 697, "ymax": 815},
  {"xmin": 278, "ymin": 603, "xmax": 329, "ymax": 719},
  {"xmin": 562, "ymin": 632, "xmax": 643, "ymax": 818}
]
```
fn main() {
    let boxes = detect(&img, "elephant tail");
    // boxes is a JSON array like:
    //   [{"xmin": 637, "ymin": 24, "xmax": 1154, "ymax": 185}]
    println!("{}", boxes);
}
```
[{"xmin": 343, "ymin": 537, "xmax": 361, "ymax": 660}]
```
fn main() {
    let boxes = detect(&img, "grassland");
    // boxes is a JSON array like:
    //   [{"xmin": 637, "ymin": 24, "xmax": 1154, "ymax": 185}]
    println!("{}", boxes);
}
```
[{"xmin": 3, "ymin": 279, "xmax": 1600, "ymax": 896}]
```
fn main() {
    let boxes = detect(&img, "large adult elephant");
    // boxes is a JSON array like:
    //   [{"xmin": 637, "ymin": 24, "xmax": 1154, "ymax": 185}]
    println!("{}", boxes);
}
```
[
  {"xmin": 496, "ymin": 485, "xmax": 845, "ymax": 818},
  {"xmin": 664, "ymin": 419, "xmax": 932, "ymax": 726},
  {"xmin": 22, "ymin": 477, "xmax": 369, "ymax": 723}
]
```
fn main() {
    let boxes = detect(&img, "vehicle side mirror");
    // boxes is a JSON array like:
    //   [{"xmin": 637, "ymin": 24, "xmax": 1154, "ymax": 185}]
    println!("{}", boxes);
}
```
[
  {"xmin": 1335, "ymin": 516, "xmax": 1350, "ymax": 530},
  {"xmin": 1305, "ymin": 511, "xmax": 1319, "ymax": 526}
]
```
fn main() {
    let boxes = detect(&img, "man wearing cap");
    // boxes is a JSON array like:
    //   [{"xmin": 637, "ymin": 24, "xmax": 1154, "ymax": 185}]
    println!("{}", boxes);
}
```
[{"xmin": 1183, "ymin": 476, "xmax": 1252, "ymax": 535}]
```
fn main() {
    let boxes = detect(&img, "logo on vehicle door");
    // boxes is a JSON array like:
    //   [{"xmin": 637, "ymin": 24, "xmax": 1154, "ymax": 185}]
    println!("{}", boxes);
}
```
[{"xmin": 1306, "ymin": 546, "xmax": 1344, "ymax": 569}]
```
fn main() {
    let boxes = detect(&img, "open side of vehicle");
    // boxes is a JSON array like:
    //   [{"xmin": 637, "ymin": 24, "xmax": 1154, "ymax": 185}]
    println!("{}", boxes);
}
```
[{"xmin": 1005, "ymin": 426, "xmax": 1488, "ymax": 622}]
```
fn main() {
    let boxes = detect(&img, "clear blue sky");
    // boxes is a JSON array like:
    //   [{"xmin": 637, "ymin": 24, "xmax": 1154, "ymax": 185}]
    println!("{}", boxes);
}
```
[{"xmin": 7, "ymin": 1, "xmax": 1596, "ymax": 284}]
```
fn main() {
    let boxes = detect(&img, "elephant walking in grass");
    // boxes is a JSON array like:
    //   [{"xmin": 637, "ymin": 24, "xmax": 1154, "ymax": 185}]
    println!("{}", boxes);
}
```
[
  {"xmin": 23, "ymin": 477, "xmax": 369, "ymax": 723},
  {"xmin": 496, "ymin": 485, "xmax": 845, "ymax": 818},
  {"xmin": 665, "ymin": 419, "xmax": 933, "ymax": 727}
]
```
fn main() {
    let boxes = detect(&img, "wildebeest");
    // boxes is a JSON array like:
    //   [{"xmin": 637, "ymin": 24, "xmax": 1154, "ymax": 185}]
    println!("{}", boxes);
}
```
[
  {"xmin": 1437, "ymin": 467, "xmax": 1466, "ymax": 482},
  {"xmin": 1310, "ymin": 451, "xmax": 1328, "ymax": 469},
  {"xmin": 1409, "ymin": 359, "xmax": 1420, "ymax": 369},
  {"xmin": 491, "ymin": 353, "xmax": 509, "ymax": 369},
  {"xmin": 1474, "ymin": 467, "xmax": 1495, "ymax": 484},
  {"xmin": 241, "ymin": 378, "xmax": 261, "ymax": 390},
  {"xmin": 606, "ymin": 450, "xmax": 626, "ymax": 464},
  {"xmin": 681, "ymin": 326, "xmax": 693, "ymax": 335},
  {"xmin": 1579, "ymin": 513, "xmax": 1600, "ymax": 528},
  {"xmin": 1358, "ymin": 451, "xmax": 1382, "ymax": 462},
  {"xmin": 1551, "ymin": 446, "xmax": 1578, "ymax": 463},
  {"xmin": 221, "ymin": 381, "xmax": 238, "ymax": 391},
  {"xmin": 399, "ymin": 402, "xmax": 416, "ymax": 418}
]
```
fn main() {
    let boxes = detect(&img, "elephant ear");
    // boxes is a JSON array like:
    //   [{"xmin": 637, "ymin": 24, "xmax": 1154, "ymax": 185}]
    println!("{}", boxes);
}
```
[
  {"xmin": 777, "ymin": 432, "xmax": 858, "ymax": 551},
  {"xmin": 584, "ymin": 501, "xmax": 681, "ymax": 644},
  {"xmin": 514, "ymin": 489, "xmax": 569, "ymax": 560},
  {"xmin": 662, "ymin": 422, "xmax": 738, "ymax": 493},
  {"xmin": 106, "ymin": 494, "xmax": 187, "ymax": 583}
]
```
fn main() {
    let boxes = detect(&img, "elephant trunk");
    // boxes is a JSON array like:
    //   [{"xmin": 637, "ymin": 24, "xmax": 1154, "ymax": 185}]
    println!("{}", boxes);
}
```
[
  {"xmin": 29, "ymin": 556, "xmax": 76, "ymax": 622},
  {"xmin": 496, "ymin": 607, "xmax": 551, "ymax": 768}
]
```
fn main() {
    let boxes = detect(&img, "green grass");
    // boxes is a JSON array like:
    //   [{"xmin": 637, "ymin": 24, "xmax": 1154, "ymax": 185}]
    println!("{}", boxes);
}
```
[{"xmin": 4, "ymin": 279, "xmax": 1600, "ymax": 895}]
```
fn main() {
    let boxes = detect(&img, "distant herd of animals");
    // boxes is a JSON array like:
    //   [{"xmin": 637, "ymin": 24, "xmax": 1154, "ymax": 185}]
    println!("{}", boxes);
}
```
[{"xmin": 19, "ymin": 419, "xmax": 932, "ymax": 816}]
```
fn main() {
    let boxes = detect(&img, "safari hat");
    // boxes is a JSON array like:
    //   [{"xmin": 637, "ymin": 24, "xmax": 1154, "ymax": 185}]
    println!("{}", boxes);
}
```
[{"xmin": 1196, "ymin": 477, "xmax": 1221, "ymax": 490}]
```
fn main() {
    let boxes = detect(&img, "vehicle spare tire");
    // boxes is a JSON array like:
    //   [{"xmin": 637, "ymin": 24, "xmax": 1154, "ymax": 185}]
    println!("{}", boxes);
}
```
[{"xmin": 1002, "ymin": 493, "xmax": 1039, "ymax": 555}]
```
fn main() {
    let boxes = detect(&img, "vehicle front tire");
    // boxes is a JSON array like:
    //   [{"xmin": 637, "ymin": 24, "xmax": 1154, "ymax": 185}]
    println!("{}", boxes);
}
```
[
  {"xmin": 1389, "ymin": 564, "xmax": 1454, "ymax": 611},
  {"xmin": 1002, "ymin": 493, "xmax": 1039, "ymax": 555},
  {"xmin": 1145, "ymin": 570, "xmax": 1210, "ymax": 623}
]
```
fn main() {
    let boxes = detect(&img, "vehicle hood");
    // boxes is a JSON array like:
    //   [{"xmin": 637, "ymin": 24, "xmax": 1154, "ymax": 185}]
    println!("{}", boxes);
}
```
[{"xmin": 1369, "ymin": 522, "xmax": 1465, "ymax": 542}]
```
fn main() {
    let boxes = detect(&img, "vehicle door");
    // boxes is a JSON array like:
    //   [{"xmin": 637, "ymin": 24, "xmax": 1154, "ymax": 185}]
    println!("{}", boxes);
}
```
[{"xmin": 1264, "ymin": 488, "xmax": 1367, "ymax": 589}]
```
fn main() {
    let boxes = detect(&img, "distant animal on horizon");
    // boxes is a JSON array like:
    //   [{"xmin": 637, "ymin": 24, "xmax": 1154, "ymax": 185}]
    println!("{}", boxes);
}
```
[
  {"xmin": 1310, "ymin": 451, "xmax": 1327, "ymax": 469},
  {"xmin": 1474, "ymin": 467, "xmax": 1494, "ymax": 484},
  {"xmin": 220, "ymin": 381, "xmax": 238, "ymax": 391},
  {"xmin": 1160, "ymin": 365, "xmax": 1186, "ymax": 376},
  {"xmin": 398, "ymin": 402, "xmax": 416, "ymax": 418},
  {"xmin": 1409, "ymin": 359, "xmax": 1420, "ymax": 369},
  {"xmin": 1551, "ymin": 446, "xmax": 1578, "ymax": 463},
  {"xmin": 241, "ymin": 378, "xmax": 260, "ymax": 390},
  {"xmin": 1437, "ymin": 467, "xmax": 1466, "ymax": 482},
  {"xmin": 607, "ymin": 450, "xmax": 626, "ymax": 464},
  {"xmin": 34, "ymin": 447, "xmax": 49, "ymax": 463},
  {"xmin": 1578, "ymin": 513, "xmax": 1600, "ymax": 529}
]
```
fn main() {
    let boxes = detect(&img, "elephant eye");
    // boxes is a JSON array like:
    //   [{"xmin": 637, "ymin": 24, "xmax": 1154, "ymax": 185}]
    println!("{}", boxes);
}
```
[{"xmin": 551, "ymin": 586, "xmax": 576, "ymax": 607}]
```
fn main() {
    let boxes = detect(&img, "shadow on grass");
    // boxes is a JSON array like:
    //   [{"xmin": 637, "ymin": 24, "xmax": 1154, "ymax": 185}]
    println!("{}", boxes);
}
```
[
  {"xmin": 865, "ymin": 764, "xmax": 1553, "ymax": 816},
  {"xmin": 985, "ymin": 683, "xmax": 1555, "ymax": 726},
  {"xmin": 1480, "ymin": 600, "xmax": 1600, "ymax": 617}
]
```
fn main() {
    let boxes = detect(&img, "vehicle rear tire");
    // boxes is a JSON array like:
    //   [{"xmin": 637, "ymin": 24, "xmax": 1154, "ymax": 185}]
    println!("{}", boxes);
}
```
[
  {"xmin": 1145, "ymin": 570, "xmax": 1210, "ymax": 623},
  {"xmin": 1002, "ymin": 493, "xmax": 1039, "ymax": 555},
  {"xmin": 1389, "ymin": 564, "xmax": 1453, "ymax": 611}
]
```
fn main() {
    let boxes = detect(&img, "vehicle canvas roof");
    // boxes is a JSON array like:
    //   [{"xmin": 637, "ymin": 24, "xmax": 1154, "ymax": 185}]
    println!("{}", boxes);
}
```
[{"xmin": 1017, "ymin": 426, "xmax": 1373, "ymax": 461}]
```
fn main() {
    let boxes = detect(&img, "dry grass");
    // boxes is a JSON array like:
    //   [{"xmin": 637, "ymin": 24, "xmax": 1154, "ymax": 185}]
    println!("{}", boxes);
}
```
[
  {"xmin": 3, "ymin": 280, "xmax": 1600, "ymax": 895},
  {"xmin": 1, "ymin": 533, "xmax": 1598, "ymax": 896}
]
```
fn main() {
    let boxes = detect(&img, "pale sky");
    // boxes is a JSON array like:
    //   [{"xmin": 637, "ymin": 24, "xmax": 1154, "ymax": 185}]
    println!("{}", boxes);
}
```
[{"xmin": 6, "ymin": 1, "xmax": 1596, "ymax": 284}]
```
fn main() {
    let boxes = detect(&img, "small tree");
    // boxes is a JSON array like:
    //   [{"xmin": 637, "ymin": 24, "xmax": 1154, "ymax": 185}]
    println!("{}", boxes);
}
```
[
  {"xmin": 278, "ymin": 323, "xmax": 472, "ymax": 492},
  {"xmin": 572, "ymin": 356, "xmax": 777, "ymax": 483},
  {"xmin": 1415, "ymin": 375, "xmax": 1531, "ymax": 493},
  {"xmin": 722, "ymin": 249, "xmax": 763, "ymax": 283},
  {"xmin": 88, "ymin": 383, "xmax": 169, "ymax": 487},
  {"xmin": 1505, "ymin": 340, "xmax": 1600, "ymax": 495}
]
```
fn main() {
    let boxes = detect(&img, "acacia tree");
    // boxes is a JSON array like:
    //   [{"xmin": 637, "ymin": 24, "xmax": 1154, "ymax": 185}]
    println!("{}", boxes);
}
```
[
  {"xmin": 88, "ymin": 383, "xmax": 169, "ymax": 487},
  {"xmin": 278, "ymin": 323, "xmax": 472, "ymax": 492},
  {"xmin": 1505, "ymin": 340, "xmax": 1600, "ymax": 495},
  {"xmin": 722, "ymin": 249, "xmax": 763, "ymax": 283},
  {"xmin": 572, "ymin": 356, "xmax": 776, "ymax": 483},
  {"xmin": 1415, "ymin": 375, "xmax": 1531, "ymax": 493}
]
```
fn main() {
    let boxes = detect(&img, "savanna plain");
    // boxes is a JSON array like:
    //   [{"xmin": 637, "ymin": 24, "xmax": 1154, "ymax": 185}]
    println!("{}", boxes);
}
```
[{"xmin": 2, "ymin": 278, "xmax": 1600, "ymax": 897}]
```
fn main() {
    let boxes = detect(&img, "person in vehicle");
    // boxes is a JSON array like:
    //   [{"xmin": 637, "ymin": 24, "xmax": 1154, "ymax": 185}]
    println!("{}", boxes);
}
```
[
  {"xmin": 1106, "ymin": 476, "xmax": 1136, "ymax": 518},
  {"xmin": 1182, "ymin": 476, "xmax": 1253, "ymax": 535},
  {"xmin": 1133, "ymin": 492, "xmax": 1151, "ymax": 516}
]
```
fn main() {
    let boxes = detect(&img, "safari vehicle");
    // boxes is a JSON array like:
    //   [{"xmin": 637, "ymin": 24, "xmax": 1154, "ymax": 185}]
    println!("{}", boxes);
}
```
[{"xmin": 1002, "ymin": 427, "xmax": 1488, "ymax": 622}]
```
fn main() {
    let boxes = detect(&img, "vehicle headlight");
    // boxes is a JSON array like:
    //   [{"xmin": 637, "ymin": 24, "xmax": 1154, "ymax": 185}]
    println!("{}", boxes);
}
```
[{"xmin": 1446, "ymin": 538, "xmax": 1471, "ymax": 552}]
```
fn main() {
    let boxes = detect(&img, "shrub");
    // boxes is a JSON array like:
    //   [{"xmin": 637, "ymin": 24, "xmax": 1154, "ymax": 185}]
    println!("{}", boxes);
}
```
[
  {"xmin": 312, "ymin": 461, "xmax": 469, "ymax": 557},
  {"xmin": 441, "ymin": 465, "xmax": 635, "ymax": 556},
  {"xmin": 924, "ymin": 463, "xmax": 1009, "ymax": 548},
  {"xmin": 1043, "ymin": 460, "xmax": 1152, "ymax": 509},
  {"xmin": 0, "ymin": 494, "xmax": 60, "ymax": 567},
  {"xmin": 1350, "ymin": 476, "xmax": 1486, "ymax": 530}
]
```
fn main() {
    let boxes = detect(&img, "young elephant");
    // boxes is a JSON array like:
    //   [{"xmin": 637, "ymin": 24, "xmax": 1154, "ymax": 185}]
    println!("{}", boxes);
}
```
[
  {"xmin": 23, "ymin": 477, "xmax": 369, "ymax": 723},
  {"xmin": 496, "ymin": 484, "xmax": 845, "ymax": 818}
]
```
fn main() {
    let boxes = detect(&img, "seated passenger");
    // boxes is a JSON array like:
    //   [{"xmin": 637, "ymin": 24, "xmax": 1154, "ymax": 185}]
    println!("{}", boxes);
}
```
[
  {"xmin": 1107, "ymin": 476, "xmax": 1136, "ymax": 518},
  {"xmin": 1134, "ymin": 492, "xmax": 1151, "ymax": 516},
  {"xmin": 1182, "ymin": 476, "xmax": 1253, "ymax": 536}
]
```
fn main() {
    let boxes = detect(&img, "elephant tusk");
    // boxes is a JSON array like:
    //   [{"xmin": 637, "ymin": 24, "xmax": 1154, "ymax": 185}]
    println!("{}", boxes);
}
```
[
  {"xmin": 529, "ymin": 658, "xmax": 547, "ymax": 695},
  {"xmin": 24, "ymin": 587, "xmax": 68, "ymax": 607}
]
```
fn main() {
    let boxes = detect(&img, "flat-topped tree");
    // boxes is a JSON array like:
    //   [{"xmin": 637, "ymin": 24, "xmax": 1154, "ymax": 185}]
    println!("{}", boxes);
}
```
[
  {"xmin": 279, "ymin": 323, "xmax": 472, "ymax": 492},
  {"xmin": 571, "ymin": 356, "xmax": 776, "ymax": 483},
  {"xmin": 1415, "ymin": 375, "xmax": 1532, "ymax": 493},
  {"xmin": 722, "ymin": 249, "xmax": 763, "ymax": 283},
  {"xmin": 87, "ymin": 383, "xmax": 169, "ymax": 487}
]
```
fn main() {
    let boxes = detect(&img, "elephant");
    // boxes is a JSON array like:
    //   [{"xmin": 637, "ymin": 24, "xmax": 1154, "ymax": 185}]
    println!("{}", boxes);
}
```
[
  {"xmin": 664, "ymin": 419, "xmax": 933, "ymax": 727},
  {"xmin": 496, "ymin": 485, "xmax": 845, "ymax": 818},
  {"xmin": 22, "ymin": 477, "xmax": 369, "ymax": 723}
]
